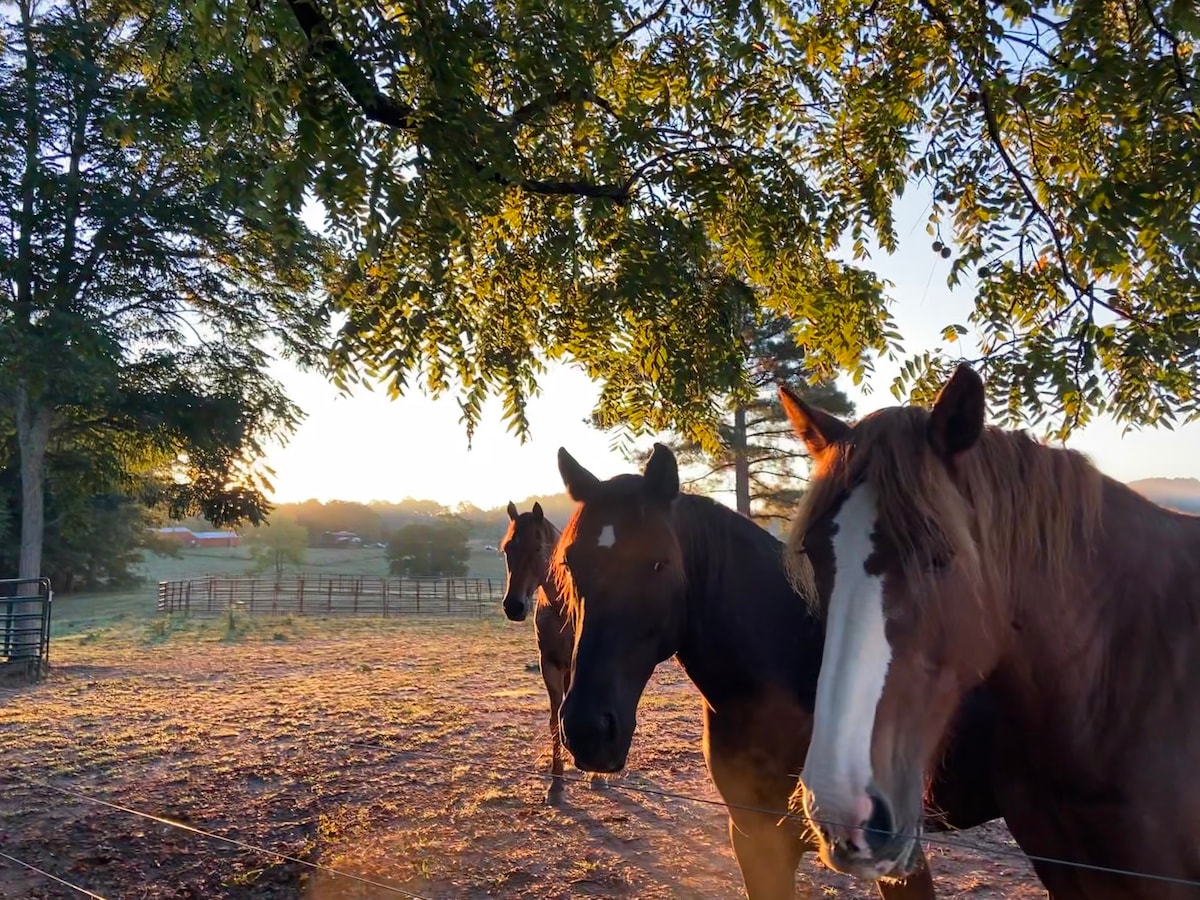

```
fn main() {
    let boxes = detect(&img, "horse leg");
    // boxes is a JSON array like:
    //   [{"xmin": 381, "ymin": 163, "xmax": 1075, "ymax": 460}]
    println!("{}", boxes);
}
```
[
  {"xmin": 727, "ymin": 812, "xmax": 807, "ymax": 900},
  {"xmin": 875, "ymin": 846, "xmax": 935, "ymax": 900},
  {"xmin": 542, "ymin": 659, "xmax": 566, "ymax": 806}
]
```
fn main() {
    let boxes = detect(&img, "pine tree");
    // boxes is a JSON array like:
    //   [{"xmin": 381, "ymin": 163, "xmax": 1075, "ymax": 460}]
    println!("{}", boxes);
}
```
[{"xmin": 638, "ymin": 312, "xmax": 856, "ymax": 524}]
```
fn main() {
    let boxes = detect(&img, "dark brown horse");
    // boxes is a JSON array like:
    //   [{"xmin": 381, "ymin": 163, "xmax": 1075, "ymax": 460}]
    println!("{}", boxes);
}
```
[
  {"xmin": 780, "ymin": 363, "xmax": 1200, "ymax": 899},
  {"xmin": 499, "ymin": 500, "xmax": 606, "ymax": 803},
  {"xmin": 552, "ymin": 444, "xmax": 1002, "ymax": 900}
]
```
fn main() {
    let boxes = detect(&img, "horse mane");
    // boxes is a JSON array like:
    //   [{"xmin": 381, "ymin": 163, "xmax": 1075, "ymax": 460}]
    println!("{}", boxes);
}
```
[
  {"xmin": 672, "ymin": 493, "xmax": 784, "ymax": 587},
  {"xmin": 534, "ymin": 517, "xmax": 563, "ymax": 608},
  {"xmin": 550, "ymin": 512, "xmax": 582, "ymax": 626},
  {"xmin": 785, "ymin": 405, "xmax": 1106, "ymax": 608},
  {"xmin": 551, "ymin": 487, "xmax": 784, "ymax": 630}
]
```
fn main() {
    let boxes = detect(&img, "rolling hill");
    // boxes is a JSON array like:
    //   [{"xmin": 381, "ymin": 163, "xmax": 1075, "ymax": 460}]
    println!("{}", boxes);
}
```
[{"xmin": 1127, "ymin": 477, "xmax": 1200, "ymax": 514}]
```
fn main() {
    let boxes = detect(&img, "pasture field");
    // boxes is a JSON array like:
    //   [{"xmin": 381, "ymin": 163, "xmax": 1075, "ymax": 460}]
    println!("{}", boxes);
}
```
[
  {"xmin": 48, "ymin": 544, "xmax": 508, "ymax": 637},
  {"xmin": 131, "ymin": 544, "xmax": 508, "ymax": 584},
  {"xmin": 0, "ymin": 609, "xmax": 1046, "ymax": 899}
]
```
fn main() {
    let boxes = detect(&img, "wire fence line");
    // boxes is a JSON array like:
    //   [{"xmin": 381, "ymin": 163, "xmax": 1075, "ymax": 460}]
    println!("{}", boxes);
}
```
[
  {"xmin": 4, "ymin": 775, "xmax": 434, "ymax": 900},
  {"xmin": 3, "ymin": 668, "xmax": 1197, "ymax": 891},
  {"xmin": 9, "ymin": 732, "xmax": 1200, "ymax": 894},
  {"xmin": 0, "ymin": 848, "xmax": 111, "ymax": 899},
  {"xmin": 338, "ymin": 736, "xmax": 1200, "ymax": 891}
]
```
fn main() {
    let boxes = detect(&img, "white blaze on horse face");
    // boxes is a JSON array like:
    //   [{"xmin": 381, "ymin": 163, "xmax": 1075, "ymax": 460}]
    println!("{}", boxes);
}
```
[
  {"xmin": 802, "ymin": 484, "xmax": 892, "ymax": 830},
  {"xmin": 598, "ymin": 525, "xmax": 616, "ymax": 548}
]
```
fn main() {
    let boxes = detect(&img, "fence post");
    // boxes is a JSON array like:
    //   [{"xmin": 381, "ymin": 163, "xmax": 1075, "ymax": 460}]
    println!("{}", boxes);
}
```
[
  {"xmin": 382, "ymin": 579, "xmax": 389, "ymax": 618},
  {"xmin": 415, "ymin": 579, "xmax": 420, "ymax": 613},
  {"xmin": 446, "ymin": 578, "xmax": 451, "ymax": 614}
]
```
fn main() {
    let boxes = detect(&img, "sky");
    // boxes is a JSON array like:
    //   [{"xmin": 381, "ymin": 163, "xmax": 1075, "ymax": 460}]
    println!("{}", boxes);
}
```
[{"xmin": 262, "ymin": 192, "xmax": 1200, "ymax": 510}]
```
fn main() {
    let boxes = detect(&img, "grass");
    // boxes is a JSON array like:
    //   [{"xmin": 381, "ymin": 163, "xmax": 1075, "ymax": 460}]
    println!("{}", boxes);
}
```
[
  {"xmin": 1, "ymin": 616, "xmax": 1044, "ymax": 900},
  {"xmin": 9, "ymin": 545, "xmax": 1042, "ymax": 900},
  {"xmin": 137, "ymin": 544, "xmax": 509, "ymax": 583},
  {"xmin": 48, "ymin": 544, "xmax": 509, "ymax": 639},
  {"xmin": 0, "ymin": 619, "xmax": 751, "ymax": 899}
]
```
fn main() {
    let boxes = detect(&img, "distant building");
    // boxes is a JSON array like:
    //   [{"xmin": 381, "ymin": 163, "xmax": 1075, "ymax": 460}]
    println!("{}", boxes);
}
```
[
  {"xmin": 151, "ymin": 527, "xmax": 240, "ymax": 548},
  {"xmin": 192, "ymin": 530, "xmax": 240, "ymax": 548},
  {"xmin": 153, "ymin": 526, "xmax": 198, "ymax": 547}
]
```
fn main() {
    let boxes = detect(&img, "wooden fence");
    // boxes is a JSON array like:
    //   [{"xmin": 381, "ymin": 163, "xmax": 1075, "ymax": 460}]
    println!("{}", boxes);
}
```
[{"xmin": 157, "ymin": 574, "xmax": 506, "ymax": 619}]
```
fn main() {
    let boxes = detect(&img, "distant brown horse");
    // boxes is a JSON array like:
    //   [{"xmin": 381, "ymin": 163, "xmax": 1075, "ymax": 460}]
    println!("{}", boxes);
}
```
[
  {"xmin": 552, "ymin": 444, "xmax": 1002, "ymax": 900},
  {"xmin": 780, "ymin": 363, "xmax": 1200, "ymax": 899},
  {"xmin": 499, "ymin": 501, "xmax": 606, "ymax": 804}
]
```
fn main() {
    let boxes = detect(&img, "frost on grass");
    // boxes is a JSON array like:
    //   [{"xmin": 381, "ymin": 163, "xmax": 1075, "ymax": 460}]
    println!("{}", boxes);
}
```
[{"xmin": 0, "ymin": 618, "xmax": 1041, "ymax": 899}]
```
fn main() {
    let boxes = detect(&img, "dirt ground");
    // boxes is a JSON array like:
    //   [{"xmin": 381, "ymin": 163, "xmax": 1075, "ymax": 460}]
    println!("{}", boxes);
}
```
[{"xmin": 0, "ymin": 617, "xmax": 1045, "ymax": 899}]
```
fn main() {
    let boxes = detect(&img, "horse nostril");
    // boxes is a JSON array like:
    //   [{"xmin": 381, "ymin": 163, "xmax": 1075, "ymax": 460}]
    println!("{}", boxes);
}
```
[{"xmin": 862, "ymin": 792, "xmax": 895, "ymax": 854}]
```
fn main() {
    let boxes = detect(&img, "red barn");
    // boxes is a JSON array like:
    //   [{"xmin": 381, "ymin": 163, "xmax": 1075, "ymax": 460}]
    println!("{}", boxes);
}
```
[
  {"xmin": 153, "ymin": 527, "xmax": 198, "ymax": 547},
  {"xmin": 192, "ymin": 530, "xmax": 240, "ymax": 548}
]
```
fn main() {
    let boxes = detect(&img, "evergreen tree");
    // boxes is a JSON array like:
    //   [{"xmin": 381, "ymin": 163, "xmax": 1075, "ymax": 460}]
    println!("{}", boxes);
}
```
[{"xmin": 635, "ymin": 309, "xmax": 856, "ymax": 523}]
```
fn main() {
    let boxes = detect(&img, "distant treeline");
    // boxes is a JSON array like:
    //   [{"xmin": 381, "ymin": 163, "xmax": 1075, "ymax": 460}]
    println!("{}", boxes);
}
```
[{"xmin": 175, "ymin": 493, "xmax": 580, "ymax": 547}]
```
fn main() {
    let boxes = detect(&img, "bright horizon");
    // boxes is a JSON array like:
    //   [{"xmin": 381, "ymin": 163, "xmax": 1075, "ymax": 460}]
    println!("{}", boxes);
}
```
[{"xmin": 261, "ymin": 192, "xmax": 1200, "ymax": 510}]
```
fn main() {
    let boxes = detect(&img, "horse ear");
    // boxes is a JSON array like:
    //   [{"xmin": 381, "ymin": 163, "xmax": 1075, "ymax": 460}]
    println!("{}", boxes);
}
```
[
  {"xmin": 506, "ymin": 501, "xmax": 518, "ymax": 521},
  {"xmin": 778, "ymin": 383, "xmax": 851, "ymax": 455},
  {"xmin": 531, "ymin": 502, "xmax": 544, "ymax": 521},
  {"xmin": 927, "ymin": 363, "xmax": 986, "ymax": 460},
  {"xmin": 643, "ymin": 442, "xmax": 680, "ymax": 502},
  {"xmin": 558, "ymin": 447, "xmax": 601, "ymax": 503}
]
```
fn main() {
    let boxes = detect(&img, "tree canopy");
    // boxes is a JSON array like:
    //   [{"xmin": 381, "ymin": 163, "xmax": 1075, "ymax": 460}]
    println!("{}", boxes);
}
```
[
  {"xmin": 0, "ymin": 0, "xmax": 334, "ymax": 597},
  {"xmin": 176, "ymin": 0, "xmax": 1198, "ymax": 447},
  {"xmin": 244, "ymin": 514, "xmax": 309, "ymax": 578},
  {"xmin": 387, "ymin": 517, "xmax": 471, "ymax": 577}
]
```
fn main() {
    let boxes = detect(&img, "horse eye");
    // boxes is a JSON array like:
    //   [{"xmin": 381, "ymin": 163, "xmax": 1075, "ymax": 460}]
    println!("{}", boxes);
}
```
[{"xmin": 652, "ymin": 561, "xmax": 666, "ymax": 573}]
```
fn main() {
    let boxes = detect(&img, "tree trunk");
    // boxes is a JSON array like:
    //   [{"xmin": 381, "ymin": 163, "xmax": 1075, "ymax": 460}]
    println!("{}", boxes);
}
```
[
  {"xmin": 11, "ymin": 384, "xmax": 51, "ymax": 660},
  {"xmin": 733, "ymin": 403, "xmax": 751, "ymax": 517}
]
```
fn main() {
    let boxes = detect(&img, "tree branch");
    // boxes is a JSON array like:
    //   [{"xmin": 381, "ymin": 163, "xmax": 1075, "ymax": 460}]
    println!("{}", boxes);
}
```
[
  {"xmin": 608, "ymin": 0, "xmax": 670, "ymax": 52},
  {"xmin": 282, "ymin": 0, "xmax": 636, "ymax": 202},
  {"xmin": 919, "ymin": 0, "xmax": 1150, "ymax": 328},
  {"xmin": 507, "ymin": 84, "xmax": 619, "ymax": 128},
  {"xmin": 1135, "ymin": 0, "xmax": 1198, "ymax": 112},
  {"xmin": 284, "ymin": 0, "xmax": 417, "ymax": 130}
]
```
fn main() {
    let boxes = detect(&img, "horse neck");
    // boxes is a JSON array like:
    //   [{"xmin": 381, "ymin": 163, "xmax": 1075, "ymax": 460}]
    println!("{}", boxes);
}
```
[
  {"xmin": 670, "ymin": 498, "xmax": 823, "ymax": 702},
  {"xmin": 990, "ymin": 478, "xmax": 1200, "ymax": 753}
]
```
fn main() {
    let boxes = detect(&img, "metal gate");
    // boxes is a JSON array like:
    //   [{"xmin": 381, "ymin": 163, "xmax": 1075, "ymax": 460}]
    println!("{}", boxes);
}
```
[{"xmin": 1, "ymin": 577, "xmax": 52, "ymax": 681}]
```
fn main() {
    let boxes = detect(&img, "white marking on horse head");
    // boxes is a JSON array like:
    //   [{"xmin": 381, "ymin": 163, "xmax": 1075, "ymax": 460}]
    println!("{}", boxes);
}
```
[
  {"xmin": 598, "ymin": 525, "xmax": 616, "ymax": 548},
  {"xmin": 801, "ymin": 484, "xmax": 892, "ymax": 836}
]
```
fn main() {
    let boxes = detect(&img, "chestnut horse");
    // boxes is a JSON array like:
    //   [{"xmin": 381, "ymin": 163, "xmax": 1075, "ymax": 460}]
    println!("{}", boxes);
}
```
[
  {"xmin": 499, "ymin": 501, "xmax": 606, "ymax": 803},
  {"xmin": 552, "ymin": 444, "xmax": 1002, "ymax": 900},
  {"xmin": 780, "ymin": 363, "xmax": 1200, "ymax": 899}
]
